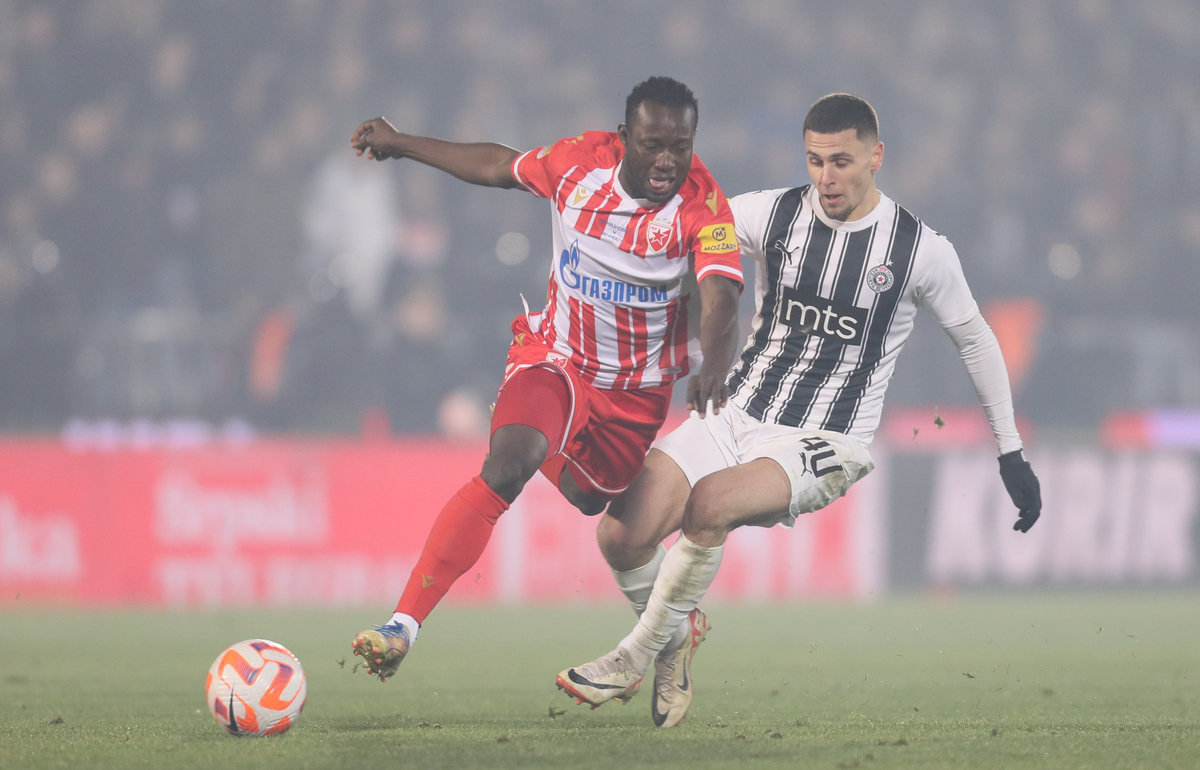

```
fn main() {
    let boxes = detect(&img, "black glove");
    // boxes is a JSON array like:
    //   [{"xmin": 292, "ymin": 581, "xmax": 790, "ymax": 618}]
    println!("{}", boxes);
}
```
[{"xmin": 999, "ymin": 450, "xmax": 1041, "ymax": 533}]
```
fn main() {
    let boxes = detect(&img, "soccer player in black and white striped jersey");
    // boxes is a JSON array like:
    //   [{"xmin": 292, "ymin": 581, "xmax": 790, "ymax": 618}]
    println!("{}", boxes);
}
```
[{"xmin": 556, "ymin": 94, "xmax": 1043, "ymax": 728}]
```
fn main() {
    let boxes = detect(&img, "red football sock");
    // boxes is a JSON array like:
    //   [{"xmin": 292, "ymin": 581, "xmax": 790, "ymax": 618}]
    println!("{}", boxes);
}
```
[{"xmin": 395, "ymin": 475, "xmax": 508, "ymax": 624}]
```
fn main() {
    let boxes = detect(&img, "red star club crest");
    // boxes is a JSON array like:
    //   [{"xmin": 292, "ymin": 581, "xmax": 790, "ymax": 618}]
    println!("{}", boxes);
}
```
[{"xmin": 647, "ymin": 220, "xmax": 673, "ymax": 252}]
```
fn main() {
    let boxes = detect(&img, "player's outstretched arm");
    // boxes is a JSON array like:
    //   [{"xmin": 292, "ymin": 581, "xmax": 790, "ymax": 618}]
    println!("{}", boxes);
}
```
[
  {"xmin": 942, "ymin": 311, "xmax": 1042, "ymax": 532},
  {"xmin": 351, "ymin": 117, "xmax": 522, "ymax": 189},
  {"xmin": 686, "ymin": 275, "xmax": 740, "ymax": 417}
]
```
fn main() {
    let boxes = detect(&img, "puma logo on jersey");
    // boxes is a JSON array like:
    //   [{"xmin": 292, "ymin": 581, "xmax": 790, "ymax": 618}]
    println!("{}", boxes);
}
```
[
  {"xmin": 781, "ymin": 288, "xmax": 868, "ymax": 345},
  {"xmin": 773, "ymin": 239, "xmax": 801, "ymax": 263}
]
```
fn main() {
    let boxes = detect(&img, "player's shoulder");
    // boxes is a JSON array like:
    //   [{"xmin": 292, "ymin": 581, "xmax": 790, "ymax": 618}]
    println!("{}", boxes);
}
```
[
  {"xmin": 567, "ymin": 130, "xmax": 621, "ymax": 159},
  {"xmin": 676, "ymin": 154, "xmax": 727, "ymax": 205},
  {"xmin": 882, "ymin": 193, "xmax": 955, "ymax": 253},
  {"xmin": 914, "ymin": 213, "xmax": 956, "ymax": 255},
  {"xmin": 730, "ymin": 186, "xmax": 802, "ymax": 212},
  {"xmin": 728, "ymin": 186, "xmax": 810, "ymax": 235},
  {"xmin": 538, "ymin": 131, "xmax": 621, "ymax": 167}
]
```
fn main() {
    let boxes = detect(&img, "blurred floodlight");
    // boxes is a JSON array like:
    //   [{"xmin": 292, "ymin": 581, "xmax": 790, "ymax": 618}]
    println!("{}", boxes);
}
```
[
  {"xmin": 438, "ymin": 389, "xmax": 490, "ymax": 439},
  {"xmin": 495, "ymin": 232, "xmax": 530, "ymax": 266},
  {"xmin": 31, "ymin": 239, "xmax": 59, "ymax": 274},
  {"xmin": 309, "ymin": 269, "xmax": 337, "ymax": 302},
  {"xmin": 1047, "ymin": 243, "xmax": 1081, "ymax": 280},
  {"xmin": 328, "ymin": 253, "xmax": 354, "ymax": 288}
]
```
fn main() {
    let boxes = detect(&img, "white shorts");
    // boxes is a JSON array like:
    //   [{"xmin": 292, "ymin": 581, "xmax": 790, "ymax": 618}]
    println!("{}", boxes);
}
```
[{"xmin": 652, "ymin": 401, "xmax": 874, "ymax": 527}]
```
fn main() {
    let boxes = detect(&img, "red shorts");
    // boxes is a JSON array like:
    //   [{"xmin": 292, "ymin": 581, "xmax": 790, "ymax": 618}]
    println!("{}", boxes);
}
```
[{"xmin": 495, "ymin": 314, "xmax": 671, "ymax": 498}]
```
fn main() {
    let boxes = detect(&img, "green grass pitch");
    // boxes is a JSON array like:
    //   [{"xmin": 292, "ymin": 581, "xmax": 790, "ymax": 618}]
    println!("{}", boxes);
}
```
[{"xmin": 2, "ymin": 595, "xmax": 1198, "ymax": 769}]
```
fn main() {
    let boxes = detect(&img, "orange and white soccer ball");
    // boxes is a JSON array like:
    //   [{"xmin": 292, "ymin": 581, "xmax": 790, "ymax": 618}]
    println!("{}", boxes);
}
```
[{"xmin": 205, "ymin": 639, "xmax": 307, "ymax": 737}]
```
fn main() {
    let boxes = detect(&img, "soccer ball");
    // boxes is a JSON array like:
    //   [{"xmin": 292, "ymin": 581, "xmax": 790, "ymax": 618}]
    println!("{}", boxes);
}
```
[{"xmin": 205, "ymin": 639, "xmax": 307, "ymax": 737}]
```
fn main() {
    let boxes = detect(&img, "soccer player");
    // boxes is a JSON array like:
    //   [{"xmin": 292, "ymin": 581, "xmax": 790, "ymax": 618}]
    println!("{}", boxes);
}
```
[
  {"xmin": 348, "ymin": 77, "xmax": 744, "ymax": 682},
  {"xmin": 557, "ymin": 93, "xmax": 1043, "ymax": 727}
]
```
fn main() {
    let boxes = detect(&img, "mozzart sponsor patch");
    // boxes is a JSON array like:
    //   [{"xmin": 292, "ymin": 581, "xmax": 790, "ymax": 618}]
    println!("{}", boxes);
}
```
[
  {"xmin": 697, "ymin": 223, "xmax": 738, "ymax": 254},
  {"xmin": 780, "ymin": 288, "xmax": 868, "ymax": 345}
]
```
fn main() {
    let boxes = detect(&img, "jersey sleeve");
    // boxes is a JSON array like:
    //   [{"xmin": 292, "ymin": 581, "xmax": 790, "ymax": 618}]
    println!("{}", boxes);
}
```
[
  {"xmin": 685, "ymin": 181, "xmax": 744, "ymax": 287},
  {"xmin": 729, "ymin": 189, "xmax": 786, "ymax": 257},
  {"xmin": 510, "ymin": 133, "xmax": 598, "ymax": 199},
  {"xmin": 914, "ymin": 230, "xmax": 979, "ymax": 329}
]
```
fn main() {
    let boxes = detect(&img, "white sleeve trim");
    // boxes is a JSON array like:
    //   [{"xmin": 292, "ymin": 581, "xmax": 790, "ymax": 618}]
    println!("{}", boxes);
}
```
[
  {"xmin": 510, "ymin": 150, "xmax": 543, "ymax": 196},
  {"xmin": 696, "ymin": 263, "xmax": 744, "ymax": 284},
  {"xmin": 943, "ymin": 311, "xmax": 1023, "ymax": 455}
]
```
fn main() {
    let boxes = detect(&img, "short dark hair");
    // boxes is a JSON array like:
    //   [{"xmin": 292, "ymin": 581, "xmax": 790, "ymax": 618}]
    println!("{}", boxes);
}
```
[
  {"xmin": 803, "ymin": 93, "xmax": 879, "ymax": 143},
  {"xmin": 624, "ymin": 76, "xmax": 698, "ymax": 128}
]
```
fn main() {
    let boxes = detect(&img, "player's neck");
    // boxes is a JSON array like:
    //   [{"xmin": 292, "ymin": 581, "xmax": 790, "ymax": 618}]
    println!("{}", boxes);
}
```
[{"xmin": 837, "ymin": 186, "xmax": 880, "ymax": 223}]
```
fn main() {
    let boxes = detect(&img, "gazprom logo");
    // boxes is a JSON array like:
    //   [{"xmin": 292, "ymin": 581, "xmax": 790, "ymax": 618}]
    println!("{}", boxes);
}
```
[
  {"xmin": 559, "ymin": 240, "xmax": 582, "ymax": 289},
  {"xmin": 558, "ymin": 239, "xmax": 667, "ymax": 305}
]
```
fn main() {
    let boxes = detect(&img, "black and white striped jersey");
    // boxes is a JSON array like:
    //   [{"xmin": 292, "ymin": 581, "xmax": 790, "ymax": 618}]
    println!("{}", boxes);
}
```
[{"xmin": 726, "ymin": 185, "xmax": 979, "ymax": 447}]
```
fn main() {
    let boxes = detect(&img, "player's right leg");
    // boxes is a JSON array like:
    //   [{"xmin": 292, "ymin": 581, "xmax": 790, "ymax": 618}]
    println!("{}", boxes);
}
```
[
  {"xmin": 562, "ymin": 458, "xmax": 793, "ymax": 704},
  {"xmin": 352, "ymin": 366, "xmax": 571, "ymax": 681},
  {"xmin": 621, "ymin": 430, "xmax": 871, "ymax": 673},
  {"xmin": 559, "ymin": 414, "xmax": 729, "ymax": 715},
  {"xmin": 598, "ymin": 448, "xmax": 693, "ymax": 572}
]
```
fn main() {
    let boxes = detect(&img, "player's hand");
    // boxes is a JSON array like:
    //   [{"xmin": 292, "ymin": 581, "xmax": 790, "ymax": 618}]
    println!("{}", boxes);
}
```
[
  {"xmin": 998, "ymin": 450, "xmax": 1041, "ymax": 532},
  {"xmin": 686, "ymin": 366, "xmax": 728, "ymax": 418},
  {"xmin": 351, "ymin": 117, "xmax": 403, "ymax": 161}
]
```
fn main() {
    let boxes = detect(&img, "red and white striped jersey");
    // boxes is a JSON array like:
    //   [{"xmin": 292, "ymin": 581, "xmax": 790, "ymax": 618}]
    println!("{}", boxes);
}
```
[{"xmin": 511, "ymin": 131, "xmax": 743, "ymax": 390}]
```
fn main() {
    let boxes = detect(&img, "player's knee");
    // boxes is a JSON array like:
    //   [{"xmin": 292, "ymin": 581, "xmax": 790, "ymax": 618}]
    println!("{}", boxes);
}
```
[
  {"xmin": 479, "ymin": 448, "xmax": 540, "ymax": 503},
  {"xmin": 596, "ymin": 513, "xmax": 648, "ymax": 567},
  {"xmin": 682, "ymin": 477, "xmax": 734, "ymax": 536}
]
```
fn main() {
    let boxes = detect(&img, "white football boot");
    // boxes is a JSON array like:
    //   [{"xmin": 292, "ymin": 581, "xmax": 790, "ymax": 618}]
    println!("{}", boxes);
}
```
[
  {"xmin": 556, "ymin": 648, "xmax": 644, "ymax": 708},
  {"xmin": 650, "ymin": 608, "xmax": 711, "ymax": 727}
]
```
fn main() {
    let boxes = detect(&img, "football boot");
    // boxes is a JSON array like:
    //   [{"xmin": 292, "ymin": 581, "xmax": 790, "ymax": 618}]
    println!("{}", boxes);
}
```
[
  {"xmin": 351, "ymin": 622, "xmax": 412, "ymax": 682},
  {"xmin": 650, "ymin": 608, "xmax": 710, "ymax": 727},
  {"xmin": 556, "ymin": 648, "xmax": 644, "ymax": 708}
]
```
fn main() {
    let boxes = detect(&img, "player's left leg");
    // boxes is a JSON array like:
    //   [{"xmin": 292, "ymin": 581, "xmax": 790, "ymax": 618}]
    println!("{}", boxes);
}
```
[{"xmin": 352, "ymin": 366, "xmax": 572, "ymax": 681}]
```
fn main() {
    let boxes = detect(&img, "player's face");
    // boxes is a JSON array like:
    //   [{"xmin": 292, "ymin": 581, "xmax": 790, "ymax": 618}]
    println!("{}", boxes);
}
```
[
  {"xmin": 617, "ymin": 102, "xmax": 696, "ymax": 205},
  {"xmin": 804, "ymin": 129, "xmax": 883, "ymax": 222}
]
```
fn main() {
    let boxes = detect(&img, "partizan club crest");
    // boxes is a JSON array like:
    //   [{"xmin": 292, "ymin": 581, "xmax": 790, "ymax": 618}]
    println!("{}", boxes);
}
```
[{"xmin": 866, "ymin": 264, "xmax": 894, "ymax": 294}]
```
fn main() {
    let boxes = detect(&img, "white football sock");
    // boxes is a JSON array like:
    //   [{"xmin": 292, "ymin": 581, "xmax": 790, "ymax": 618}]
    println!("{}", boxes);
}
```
[
  {"xmin": 611, "ymin": 543, "xmax": 690, "ymax": 652},
  {"xmin": 388, "ymin": 612, "xmax": 420, "ymax": 645},
  {"xmin": 619, "ymin": 534, "xmax": 723, "ymax": 674},
  {"xmin": 611, "ymin": 543, "xmax": 666, "ymax": 615}
]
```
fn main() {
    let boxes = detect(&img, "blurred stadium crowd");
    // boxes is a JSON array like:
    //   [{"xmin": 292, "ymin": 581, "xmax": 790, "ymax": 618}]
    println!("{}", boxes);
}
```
[{"xmin": 0, "ymin": 0, "xmax": 1198, "ymax": 437}]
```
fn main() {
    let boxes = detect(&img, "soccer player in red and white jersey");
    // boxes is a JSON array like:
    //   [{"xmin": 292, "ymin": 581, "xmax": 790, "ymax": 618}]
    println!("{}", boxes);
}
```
[{"xmin": 348, "ymin": 77, "xmax": 744, "ymax": 684}]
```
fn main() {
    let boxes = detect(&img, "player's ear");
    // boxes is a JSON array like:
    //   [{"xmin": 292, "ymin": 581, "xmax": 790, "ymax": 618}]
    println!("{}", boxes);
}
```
[
  {"xmin": 871, "ymin": 141, "xmax": 884, "ymax": 172},
  {"xmin": 617, "ymin": 123, "xmax": 629, "ymax": 145}
]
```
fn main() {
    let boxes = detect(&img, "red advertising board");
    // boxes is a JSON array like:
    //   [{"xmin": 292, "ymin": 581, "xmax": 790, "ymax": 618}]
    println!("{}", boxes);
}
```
[{"xmin": 0, "ymin": 438, "xmax": 885, "ymax": 608}]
